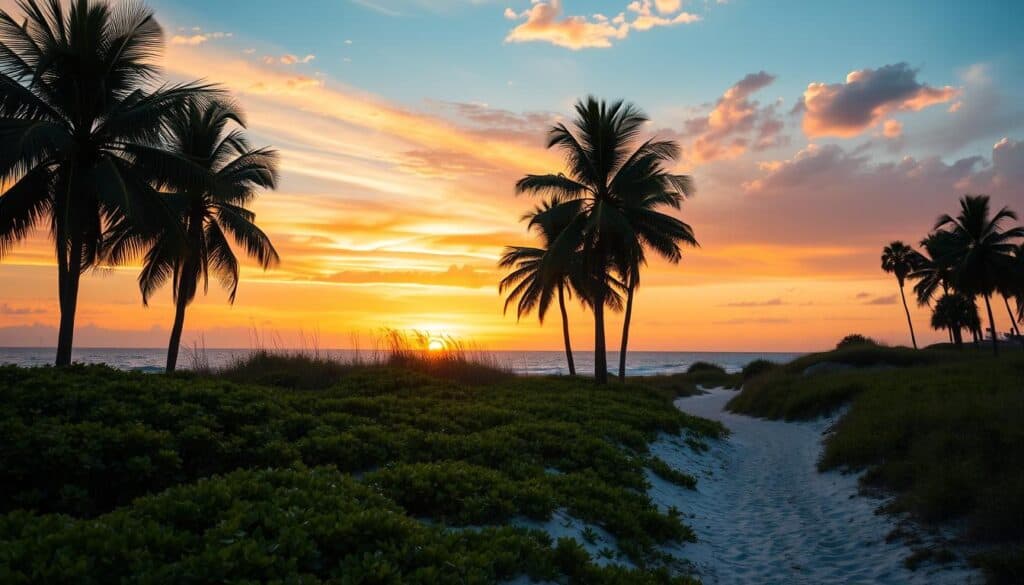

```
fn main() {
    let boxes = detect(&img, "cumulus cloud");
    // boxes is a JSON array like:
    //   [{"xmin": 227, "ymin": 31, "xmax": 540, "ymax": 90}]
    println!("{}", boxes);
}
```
[
  {"xmin": 504, "ymin": 0, "xmax": 700, "ymax": 50},
  {"xmin": 798, "ymin": 63, "xmax": 960, "ymax": 138},
  {"xmin": 170, "ymin": 30, "xmax": 232, "ymax": 45},
  {"xmin": 736, "ymin": 137, "xmax": 1022, "ymax": 248},
  {"xmin": 673, "ymin": 71, "xmax": 788, "ymax": 163}
]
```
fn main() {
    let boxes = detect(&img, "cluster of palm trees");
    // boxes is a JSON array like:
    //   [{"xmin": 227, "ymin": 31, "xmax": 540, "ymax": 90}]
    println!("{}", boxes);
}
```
[
  {"xmin": 882, "ymin": 195, "xmax": 1024, "ymax": 355},
  {"xmin": 0, "ymin": 0, "xmax": 279, "ymax": 371},
  {"xmin": 499, "ymin": 97, "xmax": 698, "ymax": 384}
]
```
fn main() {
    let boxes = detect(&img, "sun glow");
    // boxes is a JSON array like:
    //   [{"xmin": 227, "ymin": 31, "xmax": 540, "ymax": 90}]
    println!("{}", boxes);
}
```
[{"xmin": 427, "ymin": 338, "xmax": 445, "ymax": 352}]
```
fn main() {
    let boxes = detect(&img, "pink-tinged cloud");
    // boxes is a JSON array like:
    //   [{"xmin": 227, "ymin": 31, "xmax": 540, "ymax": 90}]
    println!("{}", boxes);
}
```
[
  {"xmin": 675, "ymin": 71, "xmax": 788, "ymax": 163},
  {"xmin": 799, "ymin": 63, "xmax": 960, "ymax": 138},
  {"xmin": 503, "ymin": 0, "xmax": 699, "ymax": 50},
  {"xmin": 738, "ymin": 138, "xmax": 1023, "ymax": 246},
  {"xmin": 882, "ymin": 119, "xmax": 902, "ymax": 138}
]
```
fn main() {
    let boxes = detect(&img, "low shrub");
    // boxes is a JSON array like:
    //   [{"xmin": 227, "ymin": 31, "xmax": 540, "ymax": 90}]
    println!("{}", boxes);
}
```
[
  {"xmin": 836, "ymin": 333, "xmax": 878, "ymax": 349},
  {"xmin": 741, "ymin": 358, "xmax": 777, "ymax": 381},
  {"xmin": 686, "ymin": 361, "xmax": 725, "ymax": 375}
]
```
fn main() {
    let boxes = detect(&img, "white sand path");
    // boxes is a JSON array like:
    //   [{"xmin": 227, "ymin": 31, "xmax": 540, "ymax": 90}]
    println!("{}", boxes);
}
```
[{"xmin": 648, "ymin": 387, "xmax": 983, "ymax": 584}]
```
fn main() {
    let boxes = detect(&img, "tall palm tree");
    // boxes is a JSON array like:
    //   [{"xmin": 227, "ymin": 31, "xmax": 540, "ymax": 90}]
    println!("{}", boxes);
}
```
[
  {"xmin": 881, "ymin": 241, "xmax": 923, "ymax": 349},
  {"xmin": 106, "ymin": 101, "xmax": 279, "ymax": 372},
  {"xmin": 499, "ymin": 199, "xmax": 584, "ymax": 376},
  {"xmin": 0, "ymin": 0, "xmax": 214, "ymax": 365},
  {"xmin": 997, "ymin": 243, "xmax": 1023, "ymax": 338},
  {"xmin": 910, "ymin": 231, "xmax": 958, "ymax": 307},
  {"xmin": 935, "ymin": 195, "xmax": 1024, "ymax": 355},
  {"xmin": 516, "ymin": 97, "xmax": 696, "ymax": 384},
  {"xmin": 614, "ymin": 175, "xmax": 697, "ymax": 381}
]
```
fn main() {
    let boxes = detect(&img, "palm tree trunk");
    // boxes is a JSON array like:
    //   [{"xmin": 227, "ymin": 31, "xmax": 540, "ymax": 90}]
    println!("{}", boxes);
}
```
[
  {"xmin": 618, "ymin": 277, "xmax": 635, "ymax": 382},
  {"xmin": 952, "ymin": 326, "xmax": 963, "ymax": 348},
  {"xmin": 557, "ymin": 283, "xmax": 575, "ymax": 376},
  {"xmin": 593, "ymin": 293, "xmax": 608, "ymax": 384},
  {"xmin": 1003, "ymin": 295, "xmax": 1021, "ymax": 337},
  {"xmin": 165, "ymin": 292, "xmax": 189, "ymax": 373},
  {"xmin": 899, "ymin": 283, "xmax": 917, "ymax": 349},
  {"xmin": 55, "ymin": 236, "xmax": 82, "ymax": 367},
  {"xmin": 983, "ymin": 293, "xmax": 999, "ymax": 356}
]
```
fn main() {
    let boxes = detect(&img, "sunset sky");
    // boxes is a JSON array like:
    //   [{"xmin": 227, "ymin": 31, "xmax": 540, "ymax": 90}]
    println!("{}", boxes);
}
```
[{"xmin": 1, "ymin": 0, "xmax": 1022, "ymax": 351}]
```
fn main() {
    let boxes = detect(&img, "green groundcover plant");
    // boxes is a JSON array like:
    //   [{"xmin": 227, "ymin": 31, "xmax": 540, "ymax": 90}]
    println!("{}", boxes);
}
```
[{"xmin": 0, "ymin": 364, "xmax": 719, "ymax": 583}]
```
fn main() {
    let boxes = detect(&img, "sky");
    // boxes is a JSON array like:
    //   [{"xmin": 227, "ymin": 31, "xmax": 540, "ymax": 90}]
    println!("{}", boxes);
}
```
[{"xmin": 1, "ymin": 0, "xmax": 1023, "ymax": 352}]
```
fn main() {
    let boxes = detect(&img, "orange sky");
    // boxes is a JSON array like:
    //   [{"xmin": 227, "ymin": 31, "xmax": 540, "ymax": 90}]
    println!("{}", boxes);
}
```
[{"xmin": 1, "ymin": 4, "xmax": 1022, "ymax": 352}]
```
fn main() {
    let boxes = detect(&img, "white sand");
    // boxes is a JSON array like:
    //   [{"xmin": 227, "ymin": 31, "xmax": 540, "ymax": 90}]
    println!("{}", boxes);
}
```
[{"xmin": 649, "ymin": 387, "xmax": 983, "ymax": 584}]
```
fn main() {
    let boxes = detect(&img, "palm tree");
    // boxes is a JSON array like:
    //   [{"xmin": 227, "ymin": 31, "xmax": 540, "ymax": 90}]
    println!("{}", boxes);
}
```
[
  {"xmin": 930, "ymin": 293, "xmax": 979, "ymax": 348},
  {"xmin": 0, "ymin": 0, "xmax": 214, "ymax": 365},
  {"xmin": 881, "ymin": 241, "xmax": 922, "ymax": 349},
  {"xmin": 105, "ymin": 101, "xmax": 279, "ymax": 372},
  {"xmin": 499, "ymin": 200, "xmax": 584, "ymax": 376},
  {"xmin": 516, "ymin": 97, "xmax": 696, "ymax": 384},
  {"xmin": 910, "ymin": 231, "xmax": 958, "ymax": 307},
  {"xmin": 997, "ymin": 243, "xmax": 1023, "ymax": 339},
  {"xmin": 615, "ymin": 177, "xmax": 697, "ymax": 381},
  {"xmin": 934, "ymin": 195, "xmax": 1024, "ymax": 355}
]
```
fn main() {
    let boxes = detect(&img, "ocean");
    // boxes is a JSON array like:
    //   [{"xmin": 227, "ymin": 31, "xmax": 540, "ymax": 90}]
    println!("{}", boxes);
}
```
[{"xmin": 0, "ymin": 347, "xmax": 803, "ymax": 376}]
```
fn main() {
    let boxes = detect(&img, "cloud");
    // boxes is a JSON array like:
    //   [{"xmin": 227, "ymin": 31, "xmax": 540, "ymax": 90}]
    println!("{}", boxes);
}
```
[
  {"xmin": 798, "ymin": 63, "xmax": 960, "ymax": 138},
  {"xmin": 713, "ymin": 318, "xmax": 791, "ymax": 325},
  {"xmin": 723, "ymin": 298, "xmax": 785, "ymax": 307},
  {"xmin": 503, "ymin": 0, "xmax": 699, "ymax": 50},
  {"xmin": 323, "ymin": 265, "xmax": 493, "ymax": 288},
  {"xmin": 737, "ymin": 137, "xmax": 1023, "ymax": 248},
  {"xmin": 170, "ymin": 30, "xmax": 232, "ymax": 45},
  {"xmin": 673, "ymin": 71, "xmax": 788, "ymax": 163},
  {"xmin": 0, "ymin": 303, "xmax": 46, "ymax": 315},
  {"xmin": 882, "ymin": 119, "xmax": 902, "ymax": 138},
  {"xmin": 263, "ymin": 54, "xmax": 316, "ymax": 65},
  {"xmin": 864, "ymin": 294, "xmax": 898, "ymax": 305},
  {"xmin": 855, "ymin": 292, "xmax": 871, "ymax": 299}
]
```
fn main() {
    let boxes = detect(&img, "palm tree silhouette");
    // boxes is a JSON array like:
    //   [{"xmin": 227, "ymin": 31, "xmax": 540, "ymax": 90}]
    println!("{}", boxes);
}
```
[
  {"xmin": 881, "ymin": 241, "xmax": 923, "ymax": 349},
  {"xmin": 499, "ymin": 199, "xmax": 585, "ymax": 376},
  {"xmin": 930, "ymin": 293, "xmax": 979, "ymax": 348},
  {"xmin": 615, "ymin": 168, "xmax": 697, "ymax": 381},
  {"xmin": 106, "ymin": 101, "xmax": 279, "ymax": 372},
  {"xmin": 516, "ymin": 97, "xmax": 695, "ymax": 383},
  {"xmin": 934, "ymin": 195, "xmax": 1024, "ymax": 355},
  {"xmin": 0, "ymin": 0, "xmax": 214, "ymax": 365}
]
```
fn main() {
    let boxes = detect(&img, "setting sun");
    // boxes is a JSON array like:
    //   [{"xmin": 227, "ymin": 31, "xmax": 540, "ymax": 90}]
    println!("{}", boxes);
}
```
[{"xmin": 427, "ymin": 338, "xmax": 445, "ymax": 352}]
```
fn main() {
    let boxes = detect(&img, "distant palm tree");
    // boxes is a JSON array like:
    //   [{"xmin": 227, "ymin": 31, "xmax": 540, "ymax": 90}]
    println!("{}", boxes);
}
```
[
  {"xmin": 930, "ymin": 293, "xmax": 979, "ymax": 348},
  {"xmin": 997, "ymin": 243, "xmax": 1023, "ymax": 339},
  {"xmin": 516, "ymin": 97, "xmax": 696, "ymax": 383},
  {"xmin": 499, "ymin": 199, "xmax": 584, "ymax": 376},
  {"xmin": 881, "ymin": 241, "xmax": 922, "ymax": 349},
  {"xmin": 934, "ymin": 195, "xmax": 1024, "ymax": 355},
  {"xmin": 106, "ymin": 101, "xmax": 279, "ymax": 372},
  {"xmin": 0, "ymin": 0, "xmax": 214, "ymax": 365}
]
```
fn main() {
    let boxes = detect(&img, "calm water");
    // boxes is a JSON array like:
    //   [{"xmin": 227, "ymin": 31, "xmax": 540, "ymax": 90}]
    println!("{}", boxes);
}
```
[{"xmin": 0, "ymin": 347, "xmax": 802, "ymax": 376}]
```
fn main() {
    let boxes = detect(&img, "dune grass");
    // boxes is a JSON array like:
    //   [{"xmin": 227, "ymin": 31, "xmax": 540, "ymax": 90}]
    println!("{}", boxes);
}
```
[
  {"xmin": 727, "ymin": 347, "xmax": 1024, "ymax": 583},
  {"xmin": 0, "ymin": 362, "xmax": 720, "ymax": 583}
]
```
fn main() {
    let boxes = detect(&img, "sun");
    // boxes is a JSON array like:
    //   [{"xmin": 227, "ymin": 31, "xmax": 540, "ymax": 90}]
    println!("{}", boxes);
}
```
[{"xmin": 427, "ymin": 338, "xmax": 445, "ymax": 352}]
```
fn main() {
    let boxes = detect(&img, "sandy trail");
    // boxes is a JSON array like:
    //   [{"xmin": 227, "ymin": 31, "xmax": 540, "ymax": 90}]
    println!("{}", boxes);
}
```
[{"xmin": 649, "ymin": 388, "xmax": 981, "ymax": 584}]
